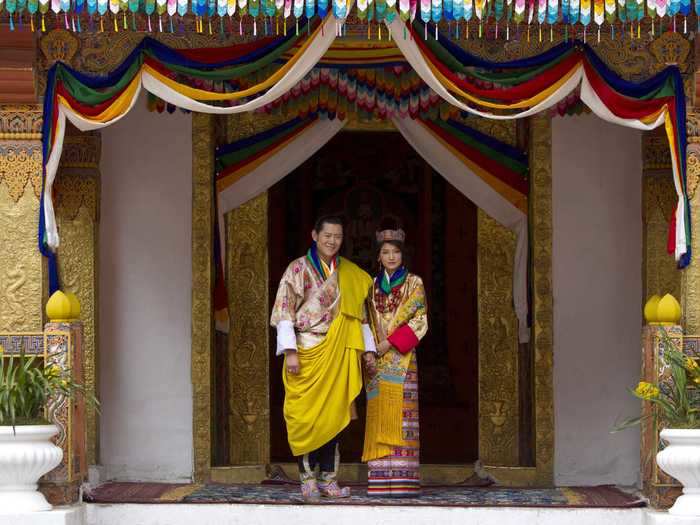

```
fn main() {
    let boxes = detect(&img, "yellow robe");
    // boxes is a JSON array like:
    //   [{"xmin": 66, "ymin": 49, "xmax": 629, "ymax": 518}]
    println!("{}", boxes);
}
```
[{"xmin": 282, "ymin": 257, "xmax": 373, "ymax": 456}]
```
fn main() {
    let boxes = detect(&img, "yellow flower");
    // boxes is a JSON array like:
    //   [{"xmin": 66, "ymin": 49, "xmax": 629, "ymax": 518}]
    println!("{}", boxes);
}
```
[
  {"xmin": 634, "ymin": 381, "xmax": 660, "ymax": 400},
  {"xmin": 46, "ymin": 365, "xmax": 62, "ymax": 378},
  {"xmin": 59, "ymin": 379, "xmax": 69, "ymax": 389},
  {"xmin": 686, "ymin": 357, "xmax": 699, "ymax": 371}
]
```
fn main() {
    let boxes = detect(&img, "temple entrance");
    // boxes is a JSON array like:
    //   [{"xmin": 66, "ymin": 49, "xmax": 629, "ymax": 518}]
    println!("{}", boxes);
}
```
[{"xmin": 267, "ymin": 129, "xmax": 479, "ymax": 465}]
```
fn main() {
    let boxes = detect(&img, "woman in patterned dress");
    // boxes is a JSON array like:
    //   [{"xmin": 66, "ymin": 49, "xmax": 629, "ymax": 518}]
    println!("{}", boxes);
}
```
[{"xmin": 362, "ymin": 228, "xmax": 428, "ymax": 497}]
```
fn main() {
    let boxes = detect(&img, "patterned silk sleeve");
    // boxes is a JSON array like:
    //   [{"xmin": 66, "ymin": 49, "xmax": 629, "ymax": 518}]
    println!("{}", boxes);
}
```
[
  {"xmin": 387, "ymin": 275, "xmax": 428, "ymax": 354},
  {"xmin": 270, "ymin": 262, "xmax": 304, "ymax": 327}
]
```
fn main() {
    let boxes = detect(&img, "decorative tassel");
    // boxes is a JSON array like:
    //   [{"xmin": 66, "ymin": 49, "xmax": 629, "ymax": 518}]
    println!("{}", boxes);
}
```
[
  {"xmin": 114, "ymin": 15, "xmax": 118, "ymax": 31},
  {"xmin": 148, "ymin": 15, "xmax": 152, "ymax": 32},
  {"xmin": 283, "ymin": 17, "xmax": 286, "ymax": 35},
  {"xmin": 220, "ymin": 16, "xmax": 224, "ymax": 37},
  {"xmin": 30, "ymin": 15, "xmax": 35, "ymax": 32},
  {"xmin": 209, "ymin": 18, "xmax": 212, "ymax": 34},
  {"xmin": 100, "ymin": 15, "xmax": 105, "ymax": 32},
  {"xmin": 254, "ymin": 17, "xmax": 257, "ymax": 35},
  {"xmin": 295, "ymin": 17, "xmax": 298, "ymax": 34},
  {"xmin": 538, "ymin": 23, "xmax": 541, "ymax": 41},
  {"xmin": 169, "ymin": 15, "xmax": 174, "ymax": 32},
  {"xmin": 637, "ymin": 20, "xmax": 640, "ymax": 38},
  {"xmin": 239, "ymin": 17, "xmax": 242, "ymax": 34},
  {"xmin": 673, "ymin": 15, "xmax": 676, "ymax": 32},
  {"xmin": 72, "ymin": 15, "xmax": 77, "ymax": 32},
  {"xmin": 597, "ymin": 25, "xmax": 600, "ymax": 42},
  {"xmin": 132, "ymin": 12, "xmax": 136, "ymax": 30},
  {"xmin": 434, "ymin": 22, "xmax": 437, "ymax": 39},
  {"xmin": 479, "ymin": 21, "xmax": 483, "ymax": 37},
  {"xmin": 42, "ymin": 14, "xmax": 46, "ymax": 32},
  {"xmin": 123, "ymin": 11, "xmax": 127, "ymax": 29},
  {"xmin": 65, "ymin": 13, "xmax": 69, "ymax": 29},
  {"xmin": 684, "ymin": 16, "xmax": 687, "ymax": 33},
  {"xmin": 9, "ymin": 14, "xmax": 14, "ymax": 31},
  {"xmin": 158, "ymin": 15, "xmax": 163, "ymax": 32},
  {"xmin": 379, "ymin": 23, "xmax": 382, "ymax": 39},
  {"xmin": 583, "ymin": 25, "xmax": 586, "ymax": 43},
  {"xmin": 495, "ymin": 22, "xmax": 498, "ymax": 38}
]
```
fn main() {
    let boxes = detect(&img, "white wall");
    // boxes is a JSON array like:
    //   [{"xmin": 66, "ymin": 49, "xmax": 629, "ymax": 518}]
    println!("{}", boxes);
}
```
[
  {"xmin": 99, "ymin": 97, "xmax": 193, "ymax": 481},
  {"xmin": 552, "ymin": 114, "xmax": 642, "ymax": 486}
]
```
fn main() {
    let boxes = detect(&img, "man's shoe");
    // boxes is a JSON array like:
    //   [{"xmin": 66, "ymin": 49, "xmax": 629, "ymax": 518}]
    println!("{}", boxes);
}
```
[
  {"xmin": 318, "ymin": 479, "xmax": 351, "ymax": 498},
  {"xmin": 300, "ymin": 478, "xmax": 321, "ymax": 500}
]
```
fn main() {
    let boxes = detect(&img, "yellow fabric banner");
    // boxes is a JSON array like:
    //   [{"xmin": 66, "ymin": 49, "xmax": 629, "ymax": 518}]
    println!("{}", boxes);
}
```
[{"xmin": 283, "ymin": 258, "xmax": 372, "ymax": 456}]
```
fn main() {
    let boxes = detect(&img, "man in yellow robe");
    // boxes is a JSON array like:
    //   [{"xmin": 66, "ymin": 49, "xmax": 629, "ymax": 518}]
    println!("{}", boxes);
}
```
[{"xmin": 270, "ymin": 215, "xmax": 376, "ymax": 499}]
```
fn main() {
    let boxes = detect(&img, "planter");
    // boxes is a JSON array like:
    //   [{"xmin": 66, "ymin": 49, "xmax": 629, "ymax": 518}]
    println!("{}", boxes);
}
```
[
  {"xmin": 0, "ymin": 424, "xmax": 63, "ymax": 513},
  {"xmin": 656, "ymin": 428, "xmax": 700, "ymax": 516}
]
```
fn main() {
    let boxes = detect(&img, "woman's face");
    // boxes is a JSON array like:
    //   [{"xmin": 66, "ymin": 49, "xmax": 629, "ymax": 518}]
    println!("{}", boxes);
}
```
[{"xmin": 379, "ymin": 242, "xmax": 403, "ymax": 273}]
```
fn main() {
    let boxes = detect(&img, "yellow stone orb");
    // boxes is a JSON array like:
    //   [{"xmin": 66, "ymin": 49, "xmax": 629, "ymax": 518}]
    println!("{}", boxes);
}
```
[
  {"xmin": 46, "ymin": 291, "xmax": 72, "ymax": 322},
  {"xmin": 65, "ymin": 292, "xmax": 81, "ymax": 320},
  {"xmin": 657, "ymin": 294, "xmax": 682, "ymax": 325},
  {"xmin": 643, "ymin": 295, "xmax": 661, "ymax": 324}
]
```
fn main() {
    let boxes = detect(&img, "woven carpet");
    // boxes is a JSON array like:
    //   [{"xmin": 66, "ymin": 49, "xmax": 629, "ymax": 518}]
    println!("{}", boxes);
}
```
[{"xmin": 85, "ymin": 483, "xmax": 645, "ymax": 508}]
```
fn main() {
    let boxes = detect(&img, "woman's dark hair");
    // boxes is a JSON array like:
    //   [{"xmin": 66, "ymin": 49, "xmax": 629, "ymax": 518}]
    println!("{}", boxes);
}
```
[
  {"xmin": 377, "ymin": 239, "xmax": 404, "ymax": 253},
  {"xmin": 313, "ymin": 214, "xmax": 344, "ymax": 233}
]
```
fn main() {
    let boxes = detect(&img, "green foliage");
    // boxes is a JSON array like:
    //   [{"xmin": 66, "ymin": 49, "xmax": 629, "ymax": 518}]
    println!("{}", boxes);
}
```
[{"xmin": 0, "ymin": 342, "xmax": 98, "ymax": 427}]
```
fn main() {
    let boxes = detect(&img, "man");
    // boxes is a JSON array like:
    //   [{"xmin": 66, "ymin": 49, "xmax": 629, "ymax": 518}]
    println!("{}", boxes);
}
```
[{"xmin": 270, "ymin": 215, "xmax": 377, "ymax": 500}]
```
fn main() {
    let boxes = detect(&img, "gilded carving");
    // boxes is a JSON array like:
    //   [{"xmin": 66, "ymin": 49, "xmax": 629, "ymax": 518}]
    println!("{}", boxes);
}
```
[
  {"xmin": 226, "ymin": 193, "xmax": 270, "ymax": 465},
  {"xmin": 0, "ymin": 181, "xmax": 44, "ymax": 332},
  {"xmin": 643, "ymin": 171, "xmax": 682, "ymax": 305},
  {"xmin": 681, "ymin": 141, "xmax": 700, "ymax": 335},
  {"xmin": 643, "ymin": 128, "xmax": 673, "ymax": 172},
  {"xmin": 0, "ymin": 142, "xmax": 43, "ymax": 202},
  {"xmin": 54, "ymin": 157, "xmax": 100, "ymax": 465},
  {"xmin": 223, "ymin": 112, "xmax": 280, "ymax": 466},
  {"xmin": 0, "ymin": 105, "xmax": 43, "ymax": 140},
  {"xmin": 529, "ymin": 114, "xmax": 554, "ymax": 485},
  {"xmin": 191, "ymin": 112, "xmax": 215, "ymax": 482},
  {"xmin": 477, "ymin": 210, "xmax": 519, "ymax": 466}
]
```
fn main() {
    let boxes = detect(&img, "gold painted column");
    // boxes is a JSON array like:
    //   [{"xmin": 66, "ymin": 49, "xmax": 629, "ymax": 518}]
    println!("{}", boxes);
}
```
[
  {"xmin": 529, "ymin": 114, "xmax": 554, "ymax": 486},
  {"xmin": 477, "ymin": 211, "xmax": 520, "ymax": 466},
  {"xmin": 682, "ymin": 112, "xmax": 700, "ymax": 333},
  {"xmin": 0, "ymin": 105, "xmax": 45, "ymax": 332},
  {"xmin": 192, "ymin": 113, "xmax": 216, "ymax": 482},
  {"xmin": 53, "ymin": 127, "xmax": 101, "ymax": 465},
  {"xmin": 224, "ymin": 113, "xmax": 276, "ymax": 467}
]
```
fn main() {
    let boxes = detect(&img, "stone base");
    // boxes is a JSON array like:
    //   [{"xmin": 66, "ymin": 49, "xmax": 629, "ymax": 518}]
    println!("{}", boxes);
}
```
[
  {"xmin": 40, "ymin": 481, "xmax": 82, "ymax": 506},
  {"xmin": 645, "ymin": 511, "xmax": 700, "ymax": 525},
  {"xmin": 0, "ymin": 505, "xmax": 85, "ymax": 525}
]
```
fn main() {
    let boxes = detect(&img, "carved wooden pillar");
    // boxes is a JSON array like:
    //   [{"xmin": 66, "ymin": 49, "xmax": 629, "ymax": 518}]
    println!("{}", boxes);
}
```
[
  {"xmin": 0, "ymin": 105, "xmax": 45, "ymax": 333},
  {"xmin": 477, "ymin": 211, "xmax": 520, "ymax": 467},
  {"xmin": 41, "ymin": 320, "xmax": 87, "ymax": 506},
  {"xmin": 53, "ymin": 126, "xmax": 101, "ymax": 466},
  {"xmin": 192, "ymin": 113, "xmax": 216, "ymax": 482},
  {"xmin": 682, "ymin": 113, "xmax": 700, "ymax": 333},
  {"xmin": 223, "ymin": 113, "xmax": 276, "ymax": 468},
  {"xmin": 529, "ymin": 114, "xmax": 554, "ymax": 486}
]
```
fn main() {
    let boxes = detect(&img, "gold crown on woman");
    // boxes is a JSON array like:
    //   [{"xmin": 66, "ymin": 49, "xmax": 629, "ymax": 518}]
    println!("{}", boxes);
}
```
[{"xmin": 376, "ymin": 229, "xmax": 406, "ymax": 243}]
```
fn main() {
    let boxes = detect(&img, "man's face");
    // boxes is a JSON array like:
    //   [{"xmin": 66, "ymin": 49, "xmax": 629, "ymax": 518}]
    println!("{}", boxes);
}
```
[{"xmin": 312, "ymin": 223, "xmax": 343, "ymax": 261}]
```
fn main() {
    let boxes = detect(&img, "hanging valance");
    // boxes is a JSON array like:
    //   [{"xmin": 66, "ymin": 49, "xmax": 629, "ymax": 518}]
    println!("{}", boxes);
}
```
[
  {"xmin": 39, "ymin": 10, "xmax": 689, "ymax": 304},
  {"xmin": 3, "ymin": 0, "xmax": 696, "ymax": 34}
]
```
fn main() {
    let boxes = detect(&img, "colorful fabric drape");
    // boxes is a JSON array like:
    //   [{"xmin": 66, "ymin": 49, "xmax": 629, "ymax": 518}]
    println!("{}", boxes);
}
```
[
  {"xmin": 214, "ymin": 112, "xmax": 530, "ymax": 339},
  {"xmin": 388, "ymin": 17, "xmax": 689, "ymax": 266},
  {"xmin": 39, "ymin": 11, "xmax": 689, "ymax": 304},
  {"xmin": 39, "ymin": 11, "xmax": 340, "ymax": 276}
]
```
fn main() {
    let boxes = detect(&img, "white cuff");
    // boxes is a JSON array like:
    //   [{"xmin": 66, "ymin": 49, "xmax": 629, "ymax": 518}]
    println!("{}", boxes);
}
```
[
  {"xmin": 361, "ymin": 323, "xmax": 377, "ymax": 353},
  {"xmin": 276, "ymin": 320, "xmax": 297, "ymax": 356}
]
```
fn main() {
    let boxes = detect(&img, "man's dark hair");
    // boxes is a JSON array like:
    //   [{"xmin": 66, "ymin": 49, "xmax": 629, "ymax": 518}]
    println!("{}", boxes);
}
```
[{"xmin": 313, "ymin": 215, "xmax": 344, "ymax": 233}]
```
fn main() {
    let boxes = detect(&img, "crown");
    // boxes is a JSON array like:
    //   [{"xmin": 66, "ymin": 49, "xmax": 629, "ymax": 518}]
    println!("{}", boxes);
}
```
[{"xmin": 376, "ymin": 229, "xmax": 406, "ymax": 243}]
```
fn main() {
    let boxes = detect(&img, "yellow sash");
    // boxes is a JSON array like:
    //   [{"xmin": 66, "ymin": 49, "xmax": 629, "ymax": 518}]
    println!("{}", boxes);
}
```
[{"xmin": 283, "ymin": 257, "xmax": 372, "ymax": 456}]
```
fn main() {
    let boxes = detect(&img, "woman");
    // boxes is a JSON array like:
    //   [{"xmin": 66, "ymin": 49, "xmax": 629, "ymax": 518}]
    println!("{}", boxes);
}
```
[{"xmin": 362, "ymin": 227, "xmax": 428, "ymax": 498}]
